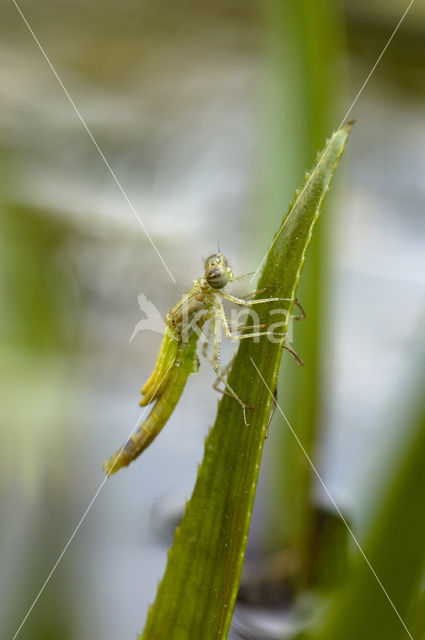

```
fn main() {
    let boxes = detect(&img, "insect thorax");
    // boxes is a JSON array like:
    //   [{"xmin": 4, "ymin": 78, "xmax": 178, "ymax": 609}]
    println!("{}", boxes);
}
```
[{"xmin": 166, "ymin": 280, "xmax": 213, "ymax": 337}]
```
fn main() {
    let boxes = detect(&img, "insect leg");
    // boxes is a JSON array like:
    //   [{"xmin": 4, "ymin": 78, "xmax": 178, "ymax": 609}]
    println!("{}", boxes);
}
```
[
  {"xmin": 217, "ymin": 291, "xmax": 295, "ymax": 307},
  {"xmin": 229, "ymin": 322, "xmax": 267, "ymax": 332},
  {"xmin": 216, "ymin": 300, "xmax": 286, "ymax": 342},
  {"xmin": 230, "ymin": 272, "xmax": 255, "ymax": 282},
  {"xmin": 215, "ymin": 301, "xmax": 233, "ymax": 339},
  {"xmin": 231, "ymin": 330, "xmax": 287, "ymax": 340},
  {"xmin": 203, "ymin": 350, "xmax": 237, "ymax": 401},
  {"xmin": 240, "ymin": 284, "xmax": 278, "ymax": 300},
  {"xmin": 281, "ymin": 341, "xmax": 304, "ymax": 366},
  {"xmin": 212, "ymin": 308, "xmax": 251, "ymax": 425},
  {"xmin": 201, "ymin": 323, "xmax": 240, "ymax": 400},
  {"xmin": 291, "ymin": 298, "xmax": 306, "ymax": 321},
  {"xmin": 212, "ymin": 357, "xmax": 236, "ymax": 399}
]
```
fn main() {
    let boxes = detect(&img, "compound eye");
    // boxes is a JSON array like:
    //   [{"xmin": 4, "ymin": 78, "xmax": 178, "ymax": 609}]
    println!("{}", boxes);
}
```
[
  {"xmin": 205, "ymin": 253, "xmax": 229, "ymax": 289},
  {"xmin": 205, "ymin": 253, "xmax": 220, "ymax": 266},
  {"xmin": 207, "ymin": 268, "xmax": 228, "ymax": 289}
]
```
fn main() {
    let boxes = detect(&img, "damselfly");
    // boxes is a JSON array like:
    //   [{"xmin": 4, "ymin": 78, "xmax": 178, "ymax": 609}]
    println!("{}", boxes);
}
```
[{"xmin": 103, "ymin": 252, "xmax": 303, "ymax": 474}]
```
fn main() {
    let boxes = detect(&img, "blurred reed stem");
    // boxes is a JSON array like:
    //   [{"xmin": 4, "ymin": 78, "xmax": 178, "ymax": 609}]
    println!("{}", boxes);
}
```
[
  {"xmin": 308, "ymin": 363, "xmax": 425, "ymax": 640},
  {"xmin": 256, "ymin": 0, "xmax": 347, "ymax": 588}
]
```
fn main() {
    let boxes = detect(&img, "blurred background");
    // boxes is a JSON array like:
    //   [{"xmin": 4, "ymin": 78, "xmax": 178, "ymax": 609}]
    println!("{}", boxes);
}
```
[{"xmin": 0, "ymin": 1, "xmax": 424, "ymax": 639}]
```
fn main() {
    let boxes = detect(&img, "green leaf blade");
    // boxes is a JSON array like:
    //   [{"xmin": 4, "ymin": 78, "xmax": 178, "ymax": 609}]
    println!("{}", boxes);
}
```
[{"xmin": 140, "ymin": 123, "xmax": 352, "ymax": 640}]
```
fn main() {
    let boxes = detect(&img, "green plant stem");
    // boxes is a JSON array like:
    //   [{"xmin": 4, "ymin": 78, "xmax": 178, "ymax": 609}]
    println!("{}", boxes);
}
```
[
  {"xmin": 259, "ymin": 0, "xmax": 347, "ymax": 585},
  {"xmin": 140, "ymin": 124, "xmax": 352, "ymax": 640}
]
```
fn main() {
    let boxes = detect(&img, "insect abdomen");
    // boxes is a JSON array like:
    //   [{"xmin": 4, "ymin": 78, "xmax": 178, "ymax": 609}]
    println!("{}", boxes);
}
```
[
  {"xmin": 140, "ymin": 328, "xmax": 178, "ymax": 406},
  {"xmin": 103, "ymin": 330, "xmax": 201, "ymax": 474}
]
